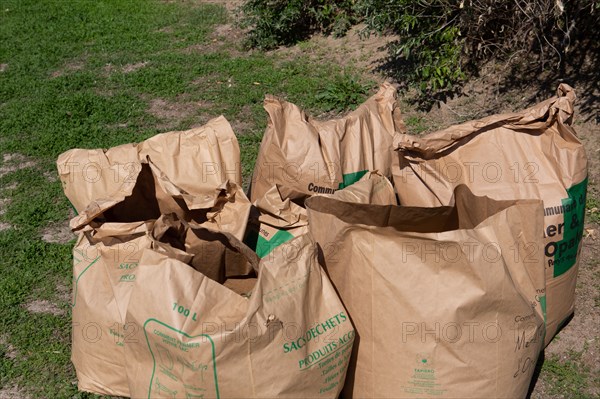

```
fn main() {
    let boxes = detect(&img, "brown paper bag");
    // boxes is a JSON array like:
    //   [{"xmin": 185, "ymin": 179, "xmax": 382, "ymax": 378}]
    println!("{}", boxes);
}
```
[
  {"xmin": 250, "ymin": 172, "xmax": 397, "ymax": 258},
  {"xmin": 68, "ymin": 159, "xmax": 171, "ymax": 395},
  {"xmin": 392, "ymin": 84, "xmax": 587, "ymax": 345},
  {"xmin": 57, "ymin": 143, "xmax": 141, "ymax": 213},
  {"xmin": 138, "ymin": 115, "xmax": 242, "ymax": 193},
  {"xmin": 250, "ymin": 184, "xmax": 309, "ymax": 258},
  {"xmin": 151, "ymin": 214, "xmax": 257, "ymax": 285},
  {"xmin": 306, "ymin": 185, "xmax": 546, "ymax": 398},
  {"xmin": 58, "ymin": 115, "xmax": 242, "ymax": 214},
  {"xmin": 69, "ymin": 159, "xmax": 250, "ymax": 241},
  {"xmin": 125, "ymin": 232, "xmax": 355, "ymax": 399},
  {"xmin": 69, "ymin": 161, "xmax": 248, "ymax": 396},
  {"xmin": 70, "ymin": 214, "xmax": 218, "ymax": 397},
  {"xmin": 148, "ymin": 161, "xmax": 251, "ymax": 240},
  {"xmin": 71, "ymin": 220, "xmax": 155, "ymax": 397},
  {"xmin": 326, "ymin": 171, "xmax": 397, "ymax": 205},
  {"xmin": 250, "ymin": 83, "xmax": 405, "ymax": 202}
]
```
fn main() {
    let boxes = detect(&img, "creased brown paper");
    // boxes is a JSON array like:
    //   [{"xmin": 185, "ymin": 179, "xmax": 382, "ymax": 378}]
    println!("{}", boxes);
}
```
[
  {"xmin": 393, "ymin": 84, "xmax": 587, "ymax": 345},
  {"xmin": 306, "ymin": 185, "xmax": 546, "ymax": 398},
  {"xmin": 125, "ymin": 231, "xmax": 355, "ymax": 398},
  {"xmin": 249, "ymin": 172, "xmax": 397, "ymax": 258},
  {"xmin": 250, "ymin": 83, "xmax": 405, "ymax": 202}
]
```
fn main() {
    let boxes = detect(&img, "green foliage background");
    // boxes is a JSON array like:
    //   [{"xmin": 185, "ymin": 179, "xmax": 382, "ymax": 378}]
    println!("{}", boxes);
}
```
[{"xmin": 241, "ymin": 0, "xmax": 600, "ymax": 96}]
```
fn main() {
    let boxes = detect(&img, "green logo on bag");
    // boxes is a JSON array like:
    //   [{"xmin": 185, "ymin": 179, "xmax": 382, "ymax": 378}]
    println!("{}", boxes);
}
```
[
  {"xmin": 256, "ymin": 229, "xmax": 295, "ymax": 258},
  {"xmin": 143, "ymin": 318, "xmax": 220, "ymax": 399},
  {"xmin": 546, "ymin": 178, "xmax": 587, "ymax": 277},
  {"xmin": 337, "ymin": 170, "xmax": 368, "ymax": 189}
]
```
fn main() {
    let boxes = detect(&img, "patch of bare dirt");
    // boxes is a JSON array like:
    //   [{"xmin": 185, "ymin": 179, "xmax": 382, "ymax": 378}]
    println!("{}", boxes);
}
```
[
  {"xmin": 102, "ymin": 63, "xmax": 116, "ymax": 75},
  {"xmin": 399, "ymin": 64, "xmax": 600, "ymax": 138},
  {"xmin": 0, "ymin": 335, "xmax": 18, "ymax": 360},
  {"xmin": 0, "ymin": 385, "xmax": 29, "ymax": 399},
  {"xmin": 212, "ymin": 23, "xmax": 244, "ymax": 42},
  {"xmin": 106, "ymin": 122, "xmax": 129, "ymax": 129},
  {"xmin": 0, "ymin": 153, "xmax": 36, "ymax": 178},
  {"xmin": 191, "ymin": 72, "xmax": 221, "ymax": 86},
  {"xmin": 3, "ymin": 154, "xmax": 25, "ymax": 163},
  {"xmin": 272, "ymin": 24, "xmax": 396, "ymax": 82},
  {"xmin": 209, "ymin": 24, "xmax": 247, "ymax": 56},
  {"xmin": 230, "ymin": 104, "xmax": 255, "ymax": 135},
  {"xmin": 103, "ymin": 61, "xmax": 149, "ymax": 75},
  {"xmin": 24, "ymin": 299, "xmax": 64, "ymax": 316},
  {"xmin": 202, "ymin": 0, "xmax": 242, "ymax": 12},
  {"xmin": 169, "ymin": 3, "xmax": 246, "ymax": 58},
  {"xmin": 50, "ymin": 58, "xmax": 85, "ymax": 79},
  {"xmin": 0, "ymin": 222, "xmax": 11, "ymax": 231},
  {"xmin": 182, "ymin": 33, "xmax": 246, "ymax": 57},
  {"xmin": 68, "ymin": 207, "xmax": 75, "ymax": 220},
  {"xmin": 0, "ymin": 197, "xmax": 10, "ymax": 215},
  {"xmin": 122, "ymin": 61, "xmax": 149, "ymax": 73},
  {"xmin": 147, "ymin": 97, "xmax": 214, "ymax": 129},
  {"xmin": 41, "ymin": 222, "xmax": 74, "ymax": 244},
  {"xmin": 0, "ymin": 63, "xmax": 8, "ymax": 73},
  {"xmin": 55, "ymin": 282, "xmax": 71, "ymax": 305},
  {"xmin": 181, "ymin": 43, "xmax": 210, "ymax": 54},
  {"xmin": 156, "ymin": 26, "xmax": 174, "ymax": 34},
  {"xmin": 578, "ymin": 122, "xmax": 600, "ymax": 192},
  {"xmin": 409, "ymin": 81, "xmax": 533, "ymax": 135},
  {"xmin": 43, "ymin": 171, "xmax": 57, "ymax": 182}
]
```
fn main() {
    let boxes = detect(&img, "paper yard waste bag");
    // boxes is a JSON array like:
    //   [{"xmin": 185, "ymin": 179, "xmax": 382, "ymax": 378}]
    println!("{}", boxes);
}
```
[
  {"xmin": 68, "ymin": 164, "xmax": 248, "ymax": 396},
  {"xmin": 306, "ymin": 185, "xmax": 546, "ymax": 398},
  {"xmin": 147, "ymin": 161, "xmax": 250, "ymax": 240},
  {"xmin": 393, "ymin": 84, "xmax": 587, "ymax": 345},
  {"xmin": 150, "ymin": 214, "xmax": 257, "ymax": 286},
  {"xmin": 125, "ymin": 232, "xmax": 355, "ymax": 399},
  {"xmin": 70, "ymin": 215, "xmax": 204, "ymax": 397},
  {"xmin": 69, "ymin": 163, "xmax": 165, "ymax": 396},
  {"xmin": 250, "ymin": 184, "xmax": 309, "ymax": 258},
  {"xmin": 249, "ymin": 82, "xmax": 405, "ymax": 202},
  {"xmin": 57, "ymin": 143, "xmax": 140, "ymax": 214},
  {"xmin": 138, "ymin": 115, "xmax": 242, "ymax": 194},
  {"xmin": 326, "ymin": 171, "xmax": 397, "ymax": 205},
  {"xmin": 250, "ymin": 172, "xmax": 397, "ymax": 258},
  {"xmin": 71, "ymin": 220, "xmax": 154, "ymax": 397},
  {"xmin": 58, "ymin": 115, "xmax": 242, "ymax": 213},
  {"xmin": 68, "ymin": 157, "xmax": 250, "ymax": 241}
]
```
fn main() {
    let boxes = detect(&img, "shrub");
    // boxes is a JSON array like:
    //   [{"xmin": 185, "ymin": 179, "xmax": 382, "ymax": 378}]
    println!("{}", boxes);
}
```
[
  {"xmin": 240, "ymin": 0, "xmax": 600, "ymax": 101},
  {"xmin": 358, "ymin": 0, "xmax": 600, "ymax": 96},
  {"xmin": 240, "ymin": 0, "xmax": 357, "ymax": 49}
]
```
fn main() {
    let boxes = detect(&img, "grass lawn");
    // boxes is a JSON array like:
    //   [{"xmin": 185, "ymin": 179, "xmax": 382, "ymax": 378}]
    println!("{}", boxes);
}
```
[
  {"xmin": 0, "ymin": 1, "xmax": 598, "ymax": 398},
  {"xmin": 0, "ymin": 1, "xmax": 371, "ymax": 397}
]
